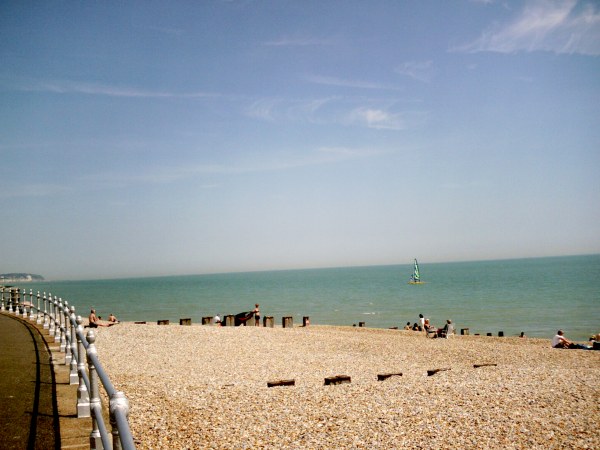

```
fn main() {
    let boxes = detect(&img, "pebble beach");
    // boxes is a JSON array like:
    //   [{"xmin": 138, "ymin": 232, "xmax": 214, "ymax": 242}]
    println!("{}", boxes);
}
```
[{"xmin": 95, "ymin": 323, "xmax": 599, "ymax": 449}]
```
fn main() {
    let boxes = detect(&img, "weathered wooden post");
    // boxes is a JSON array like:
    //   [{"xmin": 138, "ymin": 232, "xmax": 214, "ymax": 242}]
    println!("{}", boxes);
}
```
[
  {"xmin": 267, "ymin": 379, "xmax": 295, "ymax": 387},
  {"xmin": 157, "ymin": 319, "xmax": 170, "ymax": 325},
  {"xmin": 486, "ymin": 332, "xmax": 492, "ymax": 336},
  {"xmin": 427, "ymin": 368, "xmax": 451, "ymax": 376},
  {"xmin": 324, "ymin": 375, "xmax": 351, "ymax": 385},
  {"xmin": 282, "ymin": 316, "xmax": 293, "ymax": 328},
  {"xmin": 498, "ymin": 331, "xmax": 504, "ymax": 337},
  {"xmin": 377, "ymin": 373, "xmax": 402, "ymax": 381},
  {"xmin": 263, "ymin": 316, "xmax": 274, "ymax": 328},
  {"xmin": 461, "ymin": 328, "xmax": 469, "ymax": 335},
  {"xmin": 202, "ymin": 316, "xmax": 213, "ymax": 325},
  {"xmin": 358, "ymin": 321, "xmax": 365, "ymax": 327},
  {"xmin": 179, "ymin": 318, "xmax": 192, "ymax": 325},
  {"xmin": 224, "ymin": 315, "xmax": 235, "ymax": 326},
  {"xmin": 303, "ymin": 316, "xmax": 310, "ymax": 327}
]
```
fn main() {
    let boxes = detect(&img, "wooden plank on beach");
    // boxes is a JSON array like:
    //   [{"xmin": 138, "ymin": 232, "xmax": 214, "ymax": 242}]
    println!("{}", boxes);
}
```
[
  {"xmin": 134, "ymin": 321, "xmax": 146, "ymax": 325},
  {"xmin": 377, "ymin": 373, "xmax": 402, "ymax": 381},
  {"xmin": 473, "ymin": 363, "xmax": 498, "ymax": 369},
  {"xmin": 179, "ymin": 318, "xmax": 192, "ymax": 326},
  {"xmin": 157, "ymin": 320, "xmax": 169, "ymax": 325},
  {"xmin": 324, "ymin": 375, "xmax": 351, "ymax": 386},
  {"xmin": 427, "ymin": 368, "xmax": 451, "ymax": 376},
  {"xmin": 267, "ymin": 379, "xmax": 295, "ymax": 388}
]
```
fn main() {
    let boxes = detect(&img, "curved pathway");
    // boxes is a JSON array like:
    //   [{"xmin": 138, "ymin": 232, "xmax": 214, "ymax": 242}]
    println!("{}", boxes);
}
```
[{"xmin": 0, "ymin": 312, "xmax": 59, "ymax": 449}]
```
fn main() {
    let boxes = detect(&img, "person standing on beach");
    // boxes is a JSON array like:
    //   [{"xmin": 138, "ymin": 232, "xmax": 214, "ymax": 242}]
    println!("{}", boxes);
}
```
[
  {"xmin": 253, "ymin": 304, "xmax": 260, "ymax": 327},
  {"xmin": 419, "ymin": 314, "xmax": 425, "ymax": 331}
]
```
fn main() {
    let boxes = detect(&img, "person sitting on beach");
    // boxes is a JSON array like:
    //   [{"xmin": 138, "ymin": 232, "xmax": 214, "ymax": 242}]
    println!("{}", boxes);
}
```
[
  {"xmin": 552, "ymin": 330, "xmax": 572, "ymax": 348},
  {"xmin": 214, "ymin": 314, "xmax": 221, "ymax": 326},
  {"xmin": 88, "ymin": 309, "xmax": 113, "ymax": 328},
  {"xmin": 424, "ymin": 319, "xmax": 437, "ymax": 337},
  {"xmin": 108, "ymin": 313, "xmax": 119, "ymax": 323},
  {"xmin": 404, "ymin": 322, "xmax": 411, "ymax": 330},
  {"xmin": 424, "ymin": 319, "xmax": 434, "ymax": 331},
  {"xmin": 438, "ymin": 319, "xmax": 454, "ymax": 337},
  {"xmin": 551, "ymin": 330, "xmax": 588, "ymax": 349},
  {"xmin": 412, "ymin": 322, "xmax": 420, "ymax": 331}
]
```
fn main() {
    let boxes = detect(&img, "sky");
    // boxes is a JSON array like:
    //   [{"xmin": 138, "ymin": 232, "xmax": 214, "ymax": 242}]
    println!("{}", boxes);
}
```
[{"xmin": 1, "ymin": 0, "xmax": 599, "ymax": 280}]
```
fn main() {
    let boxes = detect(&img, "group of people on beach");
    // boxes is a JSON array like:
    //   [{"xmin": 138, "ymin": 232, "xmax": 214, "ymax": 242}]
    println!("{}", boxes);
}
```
[
  {"xmin": 403, "ymin": 313, "xmax": 453, "ymax": 338},
  {"xmin": 552, "ymin": 330, "xmax": 598, "ymax": 350},
  {"xmin": 88, "ymin": 308, "xmax": 119, "ymax": 328}
]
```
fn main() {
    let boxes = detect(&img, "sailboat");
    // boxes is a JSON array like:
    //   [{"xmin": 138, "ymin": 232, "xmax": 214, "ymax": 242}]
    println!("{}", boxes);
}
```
[{"xmin": 408, "ymin": 259, "xmax": 425, "ymax": 284}]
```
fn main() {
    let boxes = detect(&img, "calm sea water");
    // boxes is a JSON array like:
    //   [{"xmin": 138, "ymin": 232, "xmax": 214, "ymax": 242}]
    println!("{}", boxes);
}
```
[{"xmin": 19, "ymin": 255, "xmax": 600, "ymax": 342}]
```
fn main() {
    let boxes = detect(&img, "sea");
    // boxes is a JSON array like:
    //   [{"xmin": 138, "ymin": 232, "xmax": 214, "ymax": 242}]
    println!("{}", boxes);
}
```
[{"xmin": 16, "ymin": 254, "xmax": 600, "ymax": 342}]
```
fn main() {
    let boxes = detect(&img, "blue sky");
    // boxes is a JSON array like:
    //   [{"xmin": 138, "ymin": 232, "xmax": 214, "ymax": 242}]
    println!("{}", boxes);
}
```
[{"xmin": 1, "ymin": 0, "xmax": 599, "ymax": 280}]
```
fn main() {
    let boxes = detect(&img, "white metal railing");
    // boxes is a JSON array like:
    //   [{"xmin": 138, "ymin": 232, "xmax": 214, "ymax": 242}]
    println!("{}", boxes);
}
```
[{"xmin": 0, "ymin": 286, "xmax": 136, "ymax": 450}]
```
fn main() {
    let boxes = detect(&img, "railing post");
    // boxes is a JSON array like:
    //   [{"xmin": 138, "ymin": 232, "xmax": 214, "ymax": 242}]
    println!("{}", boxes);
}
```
[
  {"xmin": 28, "ymin": 289, "xmax": 35, "ymax": 320},
  {"xmin": 21, "ymin": 288, "xmax": 28, "ymax": 318},
  {"xmin": 10, "ymin": 288, "xmax": 18, "ymax": 314},
  {"xmin": 53, "ymin": 297, "xmax": 61, "ymax": 342},
  {"xmin": 48, "ymin": 293, "xmax": 55, "ymax": 334},
  {"xmin": 59, "ymin": 299, "xmax": 67, "ymax": 353},
  {"xmin": 110, "ymin": 391, "xmax": 130, "ymax": 450},
  {"xmin": 86, "ymin": 330, "xmax": 103, "ymax": 450},
  {"xmin": 0, "ymin": 286, "xmax": 4, "ymax": 311},
  {"xmin": 63, "ymin": 302, "xmax": 71, "ymax": 364},
  {"xmin": 36, "ymin": 291, "xmax": 42, "ymax": 324},
  {"xmin": 69, "ymin": 309, "xmax": 79, "ymax": 384},
  {"xmin": 43, "ymin": 292, "xmax": 49, "ymax": 329},
  {"xmin": 76, "ymin": 316, "xmax": 90, "ymax": 418}
]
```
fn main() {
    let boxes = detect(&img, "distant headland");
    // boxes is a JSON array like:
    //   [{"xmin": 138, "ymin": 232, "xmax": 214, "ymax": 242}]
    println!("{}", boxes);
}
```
[{"xmin": 0, "ymin": 273, "xmax": 45, "ymax": 282}]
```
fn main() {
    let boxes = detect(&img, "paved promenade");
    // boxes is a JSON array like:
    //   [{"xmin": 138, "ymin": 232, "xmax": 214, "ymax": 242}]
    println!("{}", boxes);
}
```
[{"xmin": 0, "ymin": 312, "xmax": 90, "ymax": 449}]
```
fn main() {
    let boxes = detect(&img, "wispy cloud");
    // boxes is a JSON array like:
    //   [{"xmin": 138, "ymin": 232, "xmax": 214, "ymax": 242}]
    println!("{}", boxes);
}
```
[
  {"xmin": 13, "ymin": 79, "xmax": 217, "ymax": 99},
  {"xmin": 343, "ymin": 107, "xmax": 408, "ymax": 130},
  {"xmin": 263, "ymin": 37, "xmax": 336, "ymax": 47},
  {"xmin": 245, "ymin": 97, "xmax": 335, "ymax": 122},
  {"xmin": 245, "ymin": 96, "xmax": 424, "ymax": 131},
  {"xmin": 80, "ymin": 146, "xmax": 387, "ymax": 188},
  {"xmin": 395, "ymin": 60, "xmax": 434, "ymax": 83},
  {"xmin": 455, "ymin": 0, "xmax": 600, "ymax": 55},
  {"xmin": 0, "ymin": 183, "xmax": 71, "ymax": 199},
  {"xmin": 306, "ymin": 75, "xmax": 402, "ymax": 91}
]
